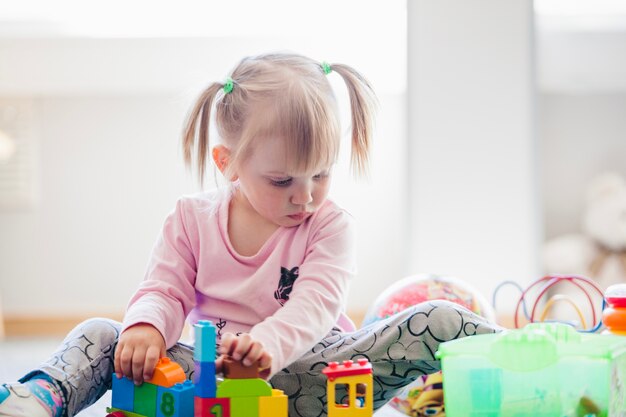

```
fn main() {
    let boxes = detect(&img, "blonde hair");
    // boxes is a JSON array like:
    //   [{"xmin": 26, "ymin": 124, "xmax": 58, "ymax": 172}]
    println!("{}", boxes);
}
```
[{"xmin": 183, "ymin": 52, "xmax": 377, "ymax": 186}]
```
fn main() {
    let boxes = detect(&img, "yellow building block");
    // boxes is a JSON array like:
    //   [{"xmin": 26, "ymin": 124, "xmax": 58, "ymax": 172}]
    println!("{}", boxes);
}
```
[
  {"xmin": 259, "ymin": 389, "xmax": 288, "ymax": 417},
  {"xmin": 323, "ymin": 359, "xmax": 374, "ymax": 417}
]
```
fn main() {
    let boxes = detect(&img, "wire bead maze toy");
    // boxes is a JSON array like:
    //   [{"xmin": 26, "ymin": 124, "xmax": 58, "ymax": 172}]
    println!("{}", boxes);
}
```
[{"xmin": 492, "ymin": 274, "xmax": 606, "ymax": 333}]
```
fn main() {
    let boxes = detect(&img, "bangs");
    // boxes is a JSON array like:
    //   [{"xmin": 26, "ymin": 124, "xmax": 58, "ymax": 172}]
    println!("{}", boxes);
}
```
[{"xmin": 237, "ymin": 82, "xmax": 341, "ymax": 174}]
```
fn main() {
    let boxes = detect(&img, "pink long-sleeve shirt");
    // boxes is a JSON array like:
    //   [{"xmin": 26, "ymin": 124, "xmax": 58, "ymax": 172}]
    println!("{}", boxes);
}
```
[{"xmin": 122, "ymin": 187, "xmax": 357, "ymax": 376}]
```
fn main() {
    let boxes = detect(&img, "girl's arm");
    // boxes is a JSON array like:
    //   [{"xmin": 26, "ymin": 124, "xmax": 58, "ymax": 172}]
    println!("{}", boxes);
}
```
[
  {"xmin": 249, "ymin": 208, "xmax": 356, "ymax": 377},
  {"xmin": 117, "ymin": 198, "xmax": 198, "ymax": 380}
]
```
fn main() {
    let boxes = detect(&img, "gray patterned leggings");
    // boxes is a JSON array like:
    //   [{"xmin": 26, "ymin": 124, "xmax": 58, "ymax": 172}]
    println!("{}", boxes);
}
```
[{"xmin": 24, "ymin": 300, "xmax": 500, "ymax": 417}]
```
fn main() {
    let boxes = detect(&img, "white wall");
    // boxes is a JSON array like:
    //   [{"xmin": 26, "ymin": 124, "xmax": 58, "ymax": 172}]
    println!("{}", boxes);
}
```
[
  {"xmin": 540, "ymin": 93, "xmax": 626, "ymax": 239},
  {"xmin": 407, "ymin": 0, "xmax": 540, "ymax": 307},
  {"xmin": 0, "ymin": 96, "xmax": 195, "ymax": 314}
]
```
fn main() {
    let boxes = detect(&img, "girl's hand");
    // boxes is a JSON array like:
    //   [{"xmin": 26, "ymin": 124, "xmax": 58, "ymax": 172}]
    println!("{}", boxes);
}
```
[
  {"xmin": 217, "ymin": 333, "xmax": 273, "ymax": 379},
  {"xmin": 114, "ymin": 323, "xmax": 166, "ymax": 385}
]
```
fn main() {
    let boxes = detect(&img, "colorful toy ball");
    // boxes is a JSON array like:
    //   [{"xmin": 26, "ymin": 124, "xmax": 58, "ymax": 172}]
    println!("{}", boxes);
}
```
[{"xmin": 362, "ymin": 274, "xmax": 495, "ymax": 326}]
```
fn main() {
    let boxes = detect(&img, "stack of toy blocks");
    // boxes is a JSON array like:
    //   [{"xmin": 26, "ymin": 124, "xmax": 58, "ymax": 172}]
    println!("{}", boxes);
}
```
[
  {"xmin": 193, "ymin": 320, "xmax": 225, "ymax": 417},
  {"xmin": 107, "ymin": 319, "xmax": 288, "ymax": 417},
  {"xmin": 110, "ymin": 357, "xmax": 193, "ymax": 417},
  {"xmin": 193, "ymin": 320, "xmax": 287, "ymax": 417}
]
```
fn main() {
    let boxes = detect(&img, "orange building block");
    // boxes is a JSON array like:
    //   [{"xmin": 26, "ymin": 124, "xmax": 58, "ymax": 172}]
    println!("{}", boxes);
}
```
[{"xmin": 147, "ymin": 357, "xmax": 187, "ymax": 388}]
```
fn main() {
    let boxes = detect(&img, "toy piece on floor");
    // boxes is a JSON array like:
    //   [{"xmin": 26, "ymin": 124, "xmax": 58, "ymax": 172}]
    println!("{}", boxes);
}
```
[
  {"xmin": 389, "ymin": 372, "xmax": 445, "ymax": 417},
  {"xmin": 493, "ymin": 274, "xmax": 605, "ymax": 331},
  {"xmin": 323, "ymin": 358, "xmax": 373, "ymax": 417},
  {"xmin": 106, "ymin": 320, "xmax": 287, "ymax": 417},
  {"xmin": 602, "ymin": 283, "xmax": 626, "ymax": 335},
  {"xmin": 436, "ymin": 322, "xmax": 626, "ymax": 417}
]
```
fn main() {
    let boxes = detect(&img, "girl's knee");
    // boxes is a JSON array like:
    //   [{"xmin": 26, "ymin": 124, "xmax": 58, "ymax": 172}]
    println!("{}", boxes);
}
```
[{"xmin": 75, "ymin": 317, "xmax": 121, "ymax": 341}]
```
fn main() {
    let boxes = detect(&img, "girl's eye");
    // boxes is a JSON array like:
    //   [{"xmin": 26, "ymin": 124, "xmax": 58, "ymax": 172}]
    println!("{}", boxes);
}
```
[
  {"xmin": 313, "ymin": 172, "xmax": 329, "ymax": 180},
  {"xmin": 270, "ymin": 178, "xmax": 292, "ymax": 187}
]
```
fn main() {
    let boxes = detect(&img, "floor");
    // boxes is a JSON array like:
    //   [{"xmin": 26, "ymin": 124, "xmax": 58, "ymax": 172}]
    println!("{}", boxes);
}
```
[{"xmin": 0, "ymin": 337, "xmax": 403, "ymax": 417}]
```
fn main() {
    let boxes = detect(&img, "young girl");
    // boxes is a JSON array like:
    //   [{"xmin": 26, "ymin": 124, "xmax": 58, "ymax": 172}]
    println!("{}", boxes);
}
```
[{"xmin": 0, "ymin": 52, "xmax": 499, "ymax": 417}]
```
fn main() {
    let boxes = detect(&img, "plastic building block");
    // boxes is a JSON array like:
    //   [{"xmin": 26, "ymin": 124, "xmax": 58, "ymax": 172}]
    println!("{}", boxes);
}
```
[
  {"xmin": 323, "ymin": 359, "xmax": 373, "ymax": 417},
  {"xmin": 228, "ymin": 397, "xmax": 259, "ymax": 417},
  {"xmin": 323, "ymin": 359, "xmax": 372, "ymax": 381},
  {"xmin": 148, "ymin": 357, "xmax": 187, "ymax": 388},
  {"xmin": 105, "ymin": 411, "xmax": 127, "ymax": 417},
  {"xmin": 194, "ymin": 320, "xmax": 216, "ymax": 362},
  {"xmin": 134, "ymin": 381, "xmax": 158, "ymax": 417},
  {"xmin": 111, "ymin": 375, "xmax": 135, "ymax": 411},
  {"xmin": 258, "ymin": 389, "xmax": 288, "ymax": 417},
  {"xmin": 216, "ymin": 378, "xmax": 272, "ymax": 417},
  {"xmin": 194, "ymin": 397, "xmax": 230, "ymax": 417},
  {"xmin": 156, "ymin": 380, "xmax": 194, "ymax": 417},
  {"xmin": 193, "ymin": 360, "xmax": 217, "ymax": 398},
  {"xmin": 216, "ymin": 378, "xmax": 272, "ymax": 398},
  {"xmin": 222, "ymin": 356, "xmax": 261, "ymax": 379}
]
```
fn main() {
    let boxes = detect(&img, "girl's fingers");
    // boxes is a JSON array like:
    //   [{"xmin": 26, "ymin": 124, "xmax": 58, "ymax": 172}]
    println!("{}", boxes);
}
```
[
  {"xmin": 231, "ymin": 333, "xmax": 252, "ymax": 361},
  {"xmin": 258, "ymin": 352, "xmax": 272, "ymax": 371},
  {"xmin": 119, "ymin": 345, "xmax": 135, "ymax": 381},
  {"xmin": 131, "ymin": 347, "xmax": 147, "ymax": 385},
  {"xmin": 113, "ymin": 343, "xmax": 123, "ymax": 378},
  {"xmin": 143, "ymin": 345, "xmax": 162, "ymax": 381},
  {"xmin": 242, "ymin": 342, "xmax": 263, "ymax": 367}
]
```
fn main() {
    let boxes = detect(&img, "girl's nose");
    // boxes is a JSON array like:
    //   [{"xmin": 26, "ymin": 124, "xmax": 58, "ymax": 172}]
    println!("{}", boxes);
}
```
[{"xmin": 291, "ymin": 184, "xmax": 313, "ymax": 206}]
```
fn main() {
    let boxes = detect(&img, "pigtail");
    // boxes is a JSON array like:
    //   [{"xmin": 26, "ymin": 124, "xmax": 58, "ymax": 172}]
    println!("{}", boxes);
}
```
[
  {"xmin": 329, "ymin": 63, "xmax": 378, "ymax": 176},
  {"xmin": 182, "ymin": 82, "xmax": 223, "ymax": 187}
]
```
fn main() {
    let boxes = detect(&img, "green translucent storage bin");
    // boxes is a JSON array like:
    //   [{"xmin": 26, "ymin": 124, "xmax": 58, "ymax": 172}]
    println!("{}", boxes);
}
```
[{"xmin": 436, "ymin": 323, "xmax": 626, "ymax": 417}]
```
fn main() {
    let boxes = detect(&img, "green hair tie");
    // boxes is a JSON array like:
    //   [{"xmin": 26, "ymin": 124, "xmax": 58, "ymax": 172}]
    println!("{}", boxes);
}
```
[
  {"xmin": 223, "ymin": 77, "xmax": 234, "ymax": 94},
  {"xmin": 321, "ymin": 62, "xmax": 332, "ymax": 75}
]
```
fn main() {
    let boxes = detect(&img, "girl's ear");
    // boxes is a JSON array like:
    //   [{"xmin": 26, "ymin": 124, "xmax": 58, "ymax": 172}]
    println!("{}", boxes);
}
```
[{"xmin": 212, "ymin": 145, "xmax": 238, "ymax": 181}]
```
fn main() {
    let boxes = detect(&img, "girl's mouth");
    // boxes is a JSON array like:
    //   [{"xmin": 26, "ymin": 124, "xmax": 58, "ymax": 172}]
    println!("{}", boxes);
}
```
[{"xmin": 288, "ymin": 212, "xmax": 310, "ymax": 221}]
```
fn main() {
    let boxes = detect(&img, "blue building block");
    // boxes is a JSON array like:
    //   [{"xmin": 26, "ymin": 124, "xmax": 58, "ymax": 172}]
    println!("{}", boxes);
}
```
[
  {"xmin": 111, "ymin": 375, "xmax": 135, "ymax": 411},
  {"xmin": 194, "ymin": 320, "xmax": 216, "ymax": 362},
  {"xmin": 156, "ymin": 380, "xmax": 194, "ymax": 417},
  {"xmin": 193, "ymin": 360, "xmax": 217, "ymax": 398}
]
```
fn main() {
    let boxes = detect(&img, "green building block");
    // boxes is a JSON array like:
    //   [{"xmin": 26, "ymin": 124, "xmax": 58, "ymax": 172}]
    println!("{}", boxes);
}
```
[
  {"xmin": 134, "ymin": 382, "xmax": 158, "ymax": 417},
  {"xmin": 216, "ymin": 378, "xmax": 272, "ymax": 417},
  {"xmin": 216, "ymin": 378, "xmax": 272, "ymax": 398},
  {"xmin": 229, "ymin": 396, "xmax": 259, "ymax": 417}
]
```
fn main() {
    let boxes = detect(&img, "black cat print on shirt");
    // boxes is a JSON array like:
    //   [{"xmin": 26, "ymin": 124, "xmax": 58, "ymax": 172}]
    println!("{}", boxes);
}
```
[{"xmin": 274, "ymin": 266, "xmax": 299, "ymax": 305}]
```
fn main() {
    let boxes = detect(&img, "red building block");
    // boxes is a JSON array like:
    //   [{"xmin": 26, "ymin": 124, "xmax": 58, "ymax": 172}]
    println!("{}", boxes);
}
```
[{"xmin": 194, "ymin": 397, "xmax": 230, "ymax": 417}]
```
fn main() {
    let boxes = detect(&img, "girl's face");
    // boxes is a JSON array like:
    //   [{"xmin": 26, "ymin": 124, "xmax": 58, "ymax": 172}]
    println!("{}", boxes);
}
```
[{"xmin": 233, "ymin": 136, "xmax": 332, "ymax": 228}]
